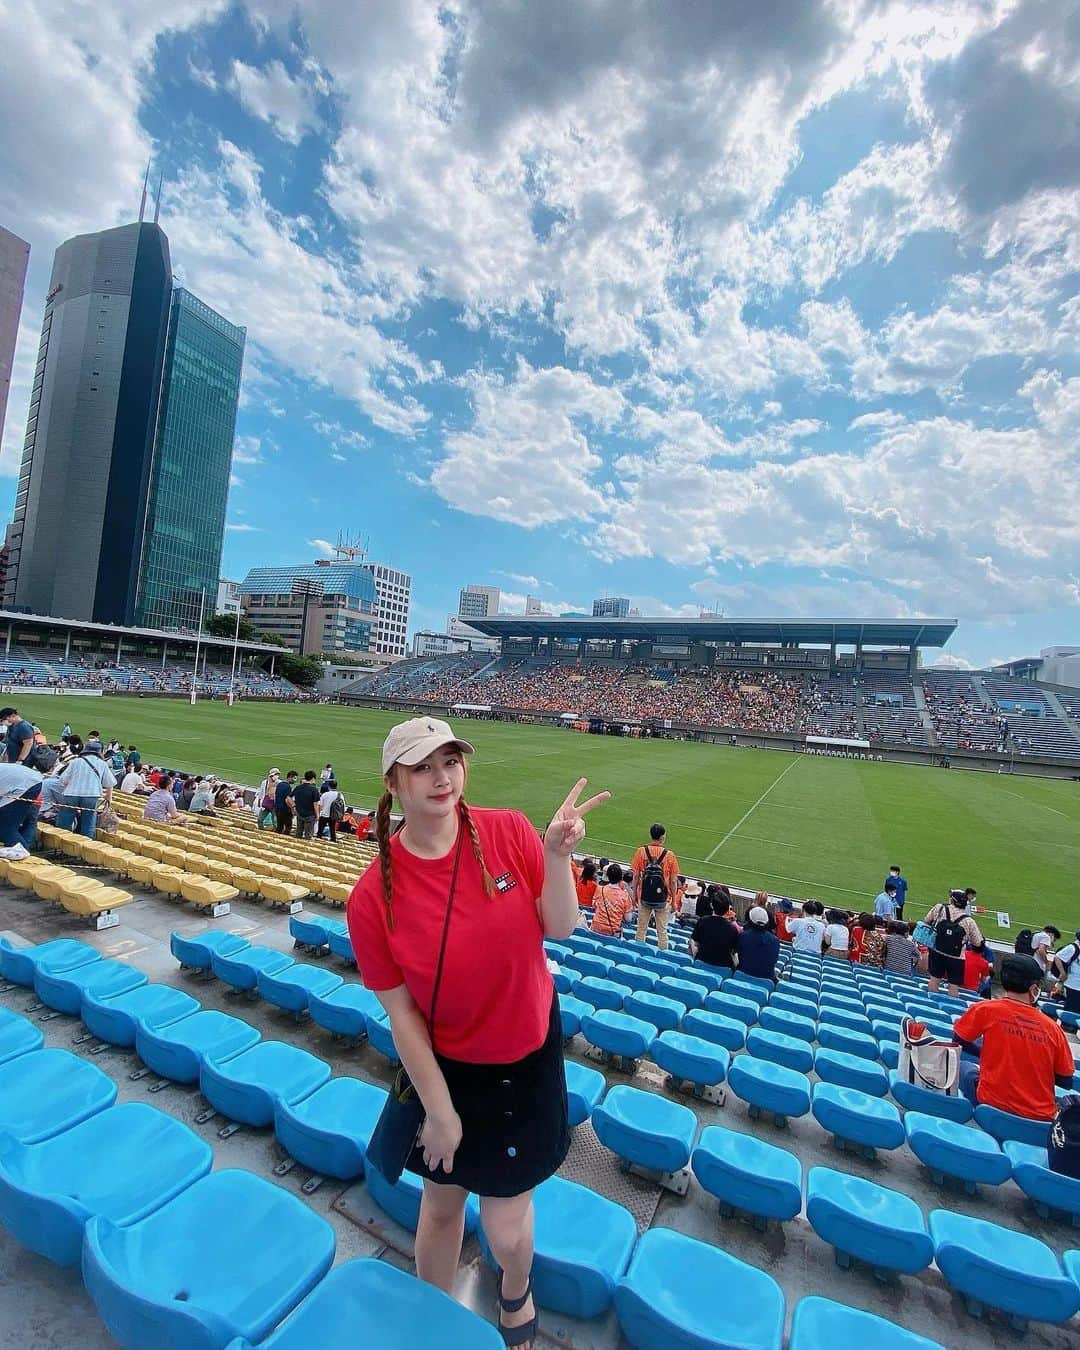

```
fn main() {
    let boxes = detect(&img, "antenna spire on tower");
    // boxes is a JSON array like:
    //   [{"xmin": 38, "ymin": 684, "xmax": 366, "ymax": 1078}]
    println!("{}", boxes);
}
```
[
  {"xmin": 138, "ymin": 159, "xmax": 150, "ymax": 223},
  {"xmin": 153, "ymin": 171, "xmax": 164, "ymax": 225}
]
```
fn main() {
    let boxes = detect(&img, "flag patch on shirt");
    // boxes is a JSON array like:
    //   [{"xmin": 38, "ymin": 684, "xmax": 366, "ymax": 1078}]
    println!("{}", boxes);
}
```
[{"xmin": 494, "ymin": 871, "xmax": 517, "ymax": 893}]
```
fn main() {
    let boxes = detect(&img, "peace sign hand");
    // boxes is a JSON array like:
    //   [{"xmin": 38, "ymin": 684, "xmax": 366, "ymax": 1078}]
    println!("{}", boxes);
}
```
[{"xmin": 545, "ymin": 778, "xmax": 610, "ymax": 857}]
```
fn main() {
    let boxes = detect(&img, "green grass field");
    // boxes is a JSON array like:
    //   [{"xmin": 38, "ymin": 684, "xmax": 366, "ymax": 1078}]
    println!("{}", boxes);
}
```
[{"xmin": 17, "ymin": 694, "xmax": 1080, "ymax": 940}]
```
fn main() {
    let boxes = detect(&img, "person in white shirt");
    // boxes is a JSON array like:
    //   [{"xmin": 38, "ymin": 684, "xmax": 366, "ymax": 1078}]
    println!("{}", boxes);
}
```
[
  {"xmin": 788, "ymin": 900, "xmax": 827, "ymax": 954},
  {"xmin": 1032, "ymin": 927, "xmax": 1060, "ymax": 979},
  {"xmin": 56, "ymin": 741, "xmax": 115, "ymax": 838},
  {"xmin": 120, "ymin": 768, "xmax": 146, "ymax": 795},
  {"xmin": 1052, "ymin": 930, "xmax": 1080, "ymax": 1014},
  {"xmin": 317, "ymin": 778, "xmax": 343, "ymax": 841},
  {"xmin": 824, "ymin": 909, "xmax": 851, "ymax": 958}
]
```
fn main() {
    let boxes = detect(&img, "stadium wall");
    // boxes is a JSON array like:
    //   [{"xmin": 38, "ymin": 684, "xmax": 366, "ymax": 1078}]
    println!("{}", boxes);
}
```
[{"xmin": 338, "ymin": 693, "xmax": 1080, "ymax": 781}]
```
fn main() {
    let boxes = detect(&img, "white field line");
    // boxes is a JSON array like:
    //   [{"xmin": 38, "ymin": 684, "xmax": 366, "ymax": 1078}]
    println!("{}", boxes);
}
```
[
  {"xmin": 996, "ymin": 788, "xmax": 1071, "ymax": 821},
  {"xmin": 704, "ymin": 756, "xmax": 802, "ymax": 863}
]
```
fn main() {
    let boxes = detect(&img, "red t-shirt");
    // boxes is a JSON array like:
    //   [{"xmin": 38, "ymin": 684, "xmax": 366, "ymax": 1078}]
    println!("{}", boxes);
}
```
[
  {"xmin": 953, "ymin": 999, "xmax": 1074, "ymax": 1120},
  {"xmin": 963, "ymin": 949, "xmax": 990, "ymax": 991},
  {"xmin": 347, "ymin": 808, "xmax": 552, "ymax": 1064}
]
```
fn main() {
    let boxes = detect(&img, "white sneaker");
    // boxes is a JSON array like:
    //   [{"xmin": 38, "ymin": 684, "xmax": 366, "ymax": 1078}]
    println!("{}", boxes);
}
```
[{"xmin": 0, "ymin": 844, "xmax": 29, "ymax": 860}]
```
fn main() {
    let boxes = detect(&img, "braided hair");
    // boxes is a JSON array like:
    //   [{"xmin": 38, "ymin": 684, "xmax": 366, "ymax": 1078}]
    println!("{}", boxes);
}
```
[{"xmin": 374, "ymin": 786, "xmax": 495, "ymax": 931}]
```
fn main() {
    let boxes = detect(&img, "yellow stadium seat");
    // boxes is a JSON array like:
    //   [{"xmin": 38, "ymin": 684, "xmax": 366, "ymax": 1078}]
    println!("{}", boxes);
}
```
[
  {"xmin": 150, "ymin": 865, "xmax": 186, "ymax": 896},
  {"xmin": 126, "ymin": 858, "xmax": 160, "ymax": 886},
  {"xmin": 257, "ymin": 878, "xmax": 309, "ymax": 911},
  {"xmin": 5, "ymin": 858, "xmax": 51, "ymax": 889},
  {"xmin": 179, "ymin": 876, "xmax": 237, "ymax": 916},
  {"xmin": 58, "ymin": 880, "xmax": 134, "ymax": 928},
  {"xmin": 32, "ymin": 868, "xmax": 96, "ymax": 903},
  {"xmin": 319, "ymin": 880, "xmax": 353, "ymax": 907}
]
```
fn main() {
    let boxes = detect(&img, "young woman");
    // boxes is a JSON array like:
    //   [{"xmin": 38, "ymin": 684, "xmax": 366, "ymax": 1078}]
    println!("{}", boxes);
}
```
[
  {"xmin": 575, "ymin": 859, "xmax": 599, "ymax": 908},
  {"xmin": 347, "ymin": 717, "xmax": 608, "ymax": 1346},
  {"xmin": 824, "ymin": 908, "xmax": 851, "ymax": 959},
  {"xmin": 591, "ymin": 861, "xmax": 633, "ymax": 936}
]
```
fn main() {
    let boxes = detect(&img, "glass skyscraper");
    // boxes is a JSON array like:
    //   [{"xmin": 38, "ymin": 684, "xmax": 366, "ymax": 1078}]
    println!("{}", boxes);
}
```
[{"xmin": 135, "ymin": 288, "xmax": 245, "ymax": 629}]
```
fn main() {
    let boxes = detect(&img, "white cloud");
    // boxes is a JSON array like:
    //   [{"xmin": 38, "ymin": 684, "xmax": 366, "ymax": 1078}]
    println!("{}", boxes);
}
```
[
  {"xmin": 495, "ymin": 571, "xmax": 541, "ymax": 589},
  {"xmin": 229, "ymin": 58, "xmax": 323, "ymax": 144},
  {"xmin": 307, "ymin": 538, "xmax": 336, "ymax": 556},
  {"xmin": 849, "ymin": 410, "xmax": 906, "ymax": 431},
  {"xmin": 225, "ymin": 522, "xmax": 260, "ymax": 532}
]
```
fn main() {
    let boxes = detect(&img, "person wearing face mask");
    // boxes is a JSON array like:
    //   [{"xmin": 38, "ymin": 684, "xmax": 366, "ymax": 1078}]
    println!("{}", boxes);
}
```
[{"xmin": 347, "ymin": 717, "xmax": 609, "ymax": 1348}]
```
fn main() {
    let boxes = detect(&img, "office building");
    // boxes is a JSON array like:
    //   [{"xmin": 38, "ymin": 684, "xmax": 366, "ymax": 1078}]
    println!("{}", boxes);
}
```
[
  {"xmin": 593, "ymin": 596, "xmax": 630, "ymax": 618},
  {"xmin": 446, "ymin": 613, "xmax": 499, "ymax": 654},
  {"xmin": 525, "ymin": 596, "xmax": 544, "ymax": 615},
  {"xmin": 0, "ymin": 226, "xmax": 29, "ymax": 452},
  {"xmin": 413, "ymin": 630, "xmax": 473, "ymax": 658},
  {"xmin": 6, "ymin": 221, "xmax": 173, "ymax": 621},
  {"xmin": 238, "ymin": 559, "xmax": 376, "ymax": 656},
  {"xmin": 367, "ymin": 562, "xmax": 412, "ymax": 658},
  {"xmin": 217, "ymin": 578, "xmax": 242, "ymax": 616},
  {"xmin": 135, "ymin": 288, "xmax": 245, "ymax": 629},
  {"xmin": 458, "ymin": 584, "xmax": 500, "ymax": 620}
]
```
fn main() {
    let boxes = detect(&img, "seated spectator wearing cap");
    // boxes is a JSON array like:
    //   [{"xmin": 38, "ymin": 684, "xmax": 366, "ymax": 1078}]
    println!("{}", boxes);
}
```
[
  {"xmin": 676, "ymin": 879, "xmax": 703, "ymax": 927},
  {"xmin": 1052, "ymin": 931, "xmax": 1080, "ymax": 1014},
  {"xmin": 1032, "ymin": 925, "xmax": 1061, "ymax": 983},
  {"xmin": 824, "ymin": 909, "xmax": 851, "ymax": 960},
  {"xmin": 690, "ymin": 894, "xmax": 739, "ymax": 974},
  {"xmin": 737, "ymin": 906, "xmax": 780, "ymax": 983},
  {"xmin": 883, "ymin": 919, "xmax": 917, "ymax": 975},
  {"xmin": 774, "ymin": 898, "xmax": 796, "ymax": 943},
  {"xmin": 954, "ymin": 954, "xmax": 1075, "ymax": 1118},
  {"xmin": 592, "ymin": 862, "xmax": 633, "ymax": 937}
]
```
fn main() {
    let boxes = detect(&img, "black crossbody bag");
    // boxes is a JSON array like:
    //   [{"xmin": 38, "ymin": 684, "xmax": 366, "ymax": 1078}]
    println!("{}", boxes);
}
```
[{"xmin": 366, "ymin": 827, "xmax": 464, "ymax": 1185}]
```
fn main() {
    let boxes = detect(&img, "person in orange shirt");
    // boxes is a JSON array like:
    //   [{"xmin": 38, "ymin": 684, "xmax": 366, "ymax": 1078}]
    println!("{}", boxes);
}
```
[
  {"xmin": 591, "ymin": 862, "xmax": 633, "ymax": 937},
  {"xmin": 575, "ymin": 859, "xmax": 599, "ymax": 908},
  {"xmin": 954, "ymin": 954, "xmax": 1075, "ymax": 1119},
  {"xmin": 631, "ymin": 823, "xmax": 680, "ymax": 950},
  {"xmin": 774, "ymin": 898, "xmax": 797, "ymax": 943}
]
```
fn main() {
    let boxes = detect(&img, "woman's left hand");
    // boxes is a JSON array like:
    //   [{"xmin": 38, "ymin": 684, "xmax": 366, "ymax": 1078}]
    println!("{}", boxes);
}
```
[{"xmin": 545, "ymin": 778, "xmax": 610, "ymax": 856}]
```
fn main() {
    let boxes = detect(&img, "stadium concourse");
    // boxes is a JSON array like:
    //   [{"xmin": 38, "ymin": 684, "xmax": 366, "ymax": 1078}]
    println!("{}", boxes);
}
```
[{"xmin": 1, "ymin": 793, "xmax": 1079, "ymax": 1347}]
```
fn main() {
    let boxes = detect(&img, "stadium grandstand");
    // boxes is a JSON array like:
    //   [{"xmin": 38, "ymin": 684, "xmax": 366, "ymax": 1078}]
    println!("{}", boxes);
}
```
[
  {"xmin": 339, "ymin": 616, "xmax": 1080, "ymax": 770},
  {"xmin": 0, "ymin": 609, "xmax": 301, "ymax": 698}
]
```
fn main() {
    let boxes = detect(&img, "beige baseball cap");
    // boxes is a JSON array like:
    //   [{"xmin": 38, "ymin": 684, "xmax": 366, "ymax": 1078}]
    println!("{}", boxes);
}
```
[{"xmin": 381, "ymin": 717, "xmax": 475, "ymax": 776}]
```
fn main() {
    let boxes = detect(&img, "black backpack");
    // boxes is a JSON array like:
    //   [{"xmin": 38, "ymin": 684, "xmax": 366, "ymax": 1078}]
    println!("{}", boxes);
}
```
[
  {"xmin": 329, "ymin": 792, "xmax": 345, "ymax": 822},
  {"xmin": 639, "ymin": 848, "xmax": 669, "ymax": 908},
  {"xmin": 1050, "ymin": 1093, "xmax": 1080, "ymax": 1180},
  {"xmin": 26, "ymin": 742, "xmax": 58, "ymax": 774},
  {"xmin": 934, "ymin": 907, "xmax": 965, "ymax": 958},
  {"xmin": 1014, "ymin": 929, "xmax": 1034, "ymax": 955}
]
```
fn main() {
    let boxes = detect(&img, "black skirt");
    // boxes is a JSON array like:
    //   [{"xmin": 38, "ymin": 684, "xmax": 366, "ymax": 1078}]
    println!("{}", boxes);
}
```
[{"xmin": 409, "ymin": 990, "xmax": 570, "ymax": 1197}]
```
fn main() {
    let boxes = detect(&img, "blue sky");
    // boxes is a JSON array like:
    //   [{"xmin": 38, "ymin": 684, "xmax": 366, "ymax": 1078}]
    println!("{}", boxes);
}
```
[{"xmin": 1, "ymin": 1, "xmax": 1077, "ymax": 667}]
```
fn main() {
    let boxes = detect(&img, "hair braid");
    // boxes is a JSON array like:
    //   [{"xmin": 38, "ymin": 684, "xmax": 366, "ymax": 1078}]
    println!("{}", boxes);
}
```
[
  {"xmin": 458, "ymin": 798, "xmax": 495, "ymax": 897},
  {"xmin": 374, "ymin": 789, "xmax": 396, "ymax": 929}
]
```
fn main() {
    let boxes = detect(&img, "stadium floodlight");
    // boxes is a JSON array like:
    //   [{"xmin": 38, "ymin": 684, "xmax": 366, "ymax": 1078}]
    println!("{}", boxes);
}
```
[{"xmin": 291, "ymin": 577, "xmax": 325, "ymax": 655}]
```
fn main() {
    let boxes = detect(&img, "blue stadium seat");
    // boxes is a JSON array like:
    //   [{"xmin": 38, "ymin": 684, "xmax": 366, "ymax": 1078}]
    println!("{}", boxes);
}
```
[
  {"xmin": 807, "ymin": 1167, "xmax": 933, "ymax": 1274},
  {"xmin": 308, "ymin": 984, "xmax": 383, "ymax": 1040},
  {"xmin": 675, "ymin": 967, "xmax": 723, "ymax": 994},
  {"xmin": 704, "ymin": 991, "xmax": 759, "ymax": 1026},
  {"xmin": 365, "ymin": 1162, "xmax": 480, "ymax": 1235},
  {"xmin": 723, "ymin": 978, "xmax": 770, "ymax": 1008},
  {"xmin": 326, "ymin": 928, "xmax": 355, "ymax": 962},
  {"xmin": 136, "ymin": 1009, "xmax": 261, "ymax": 1083},
  {"xmin": 1004, "ymin": 1141, "xmax": 1080, "ymax": 1226},
  {"xmin": 623, "ymin": 990, "xmax": 686, "ymax": 1032},
  {"xmin": 728, "ymin": 1056, "xmax": 811, "ymax": 1127},
  {"xmin": 592, "ymin": 1084, "xmax": 697, "ymax": 1175},
  {"xmin": 0, "ymin": 1048, "xmax": 117, "ymax": 1143},
  {"xmin": 364, "ymin": 1010, "xmax": 401, "ymax": 1065},
  {"xmin": 81, "ymin": 984, "xmax": 201, "ymax": 1048},
  {"xmin": 929, "ymin": 1210, "xmax": 1080, "ymax": 1330},
  {"xmin": 287, "ymin": 915, "xmax": 336, "ymax": 954},
  {"xmin": 812, "ymin": 1082, "xmax": 904, "ymax": 1154},
  {"xmin": 478, "ymin": 1174, "xmax": 637, "ymax": 1320},
  {"xmin": 211, "ymin": 945, "xmax": 294, "ymax": 992},
  {"xmin": 83, "ymin": 1169, "xmax": 336, "ymax": 1350},
  {"xmin": 817, "ymin": 1025, "xmax": 880, "ymax": 1061},
  {"xmin": 789, "ymin": 1296, "xmax": 945, "ymax": 1349},
  {"xmin": 0, "ymin": 936, "xmax": 99, "ymax": 987},
  {"xmin": 691, "ymin": 1124, "xmax": 802, "ymax": 1226},
  {"xmin": 581, "ymin": 1010, "xmax": 657, "ymax": 1062},
  {"xmin": 544, "ymin": 941, "xmax": 571, "ymax": 962},
  {"xmin": 614, "ymin": 1227, "xmax": 785, "ymax": 1350},
  {"xmin": 169, "ymin": 929, "xmax": 249, "ymax": 971},
  {"xmin": 681, "ymin": 1008, "xmax": 746, "ymax": 1052},
  {"xmin": 650, "ymin": 1031, "xmax": 729, "ymax": 1090},
  {"xmin": 813, "ymin": 1047, "xmax": 888, "ymax": 1097},
  {"xmin": 889, "ymin": 1070, "xmax": 973, "ymax": 1122},
  {"xmin": 611, "ymin": 963, "xmax": 657, "ymax": 993},
  {"xmin": 559, "ymin": 994, "xmax": 594, "ymax": 1039},
  {"xmin": 33, "ymin": 956, "xmax": 147, "ymax": 1016},
  {"xmin": 817, "ymin": 1008, "xmax": 875, "ymax": 1038},
  {"xmin": 563, "ymin": 952, "xmax": 615, "ymax": 981},
  {"xmin": 256, "ymin": 963, "xmax": 344, "ymax": 1015},
  {"xmin": 758, "ymin": 1006, "xmax": 816, "ymax": 1043},
  {"xmin": 0, "ymin": 1101, "xmax": 211, "ymax": 1266},
  {"xmin": 200, "ymin": 1041, "xmax": 331, "ymax": 1127},
  {"xmin": 746, "ymin": 1026, "xmax": 814, "ymax": 1074},
  {"xmin": 655, "ymin": 976, "xmax": 706, "ymax": 1011},
  {"xmin": 223, "ymin": 1257, "xmax": 504, "ymax": 1349},
  {"xmin": 905, "ymin": 1112, "xmax": 1011, "ymax": 1192},
  {"xmin": 573, "ymin": 975, "xmax": 631, "ymax": 1011},
  {"xmin": 565, "ymin": 1059, "xmax": 606, "ymax": 1126},
  {"xmin": 973, "ymin": 1104, "xmax": 1052, "ymax": 1148},
  {"xmin": 0, "ymin": 1007, "xmax": 43, "ymax": 1065},
  {"xmin": 878, "ymin": 1041, "xmax": 901, "ymax": 1070},
  {"xmin": 274, "ymin": 1077, "xmax": 388, "ymax": 1179},
  {"xmin": 765, "ymin": 993, "xmax": 817, "ymax": 1019}
]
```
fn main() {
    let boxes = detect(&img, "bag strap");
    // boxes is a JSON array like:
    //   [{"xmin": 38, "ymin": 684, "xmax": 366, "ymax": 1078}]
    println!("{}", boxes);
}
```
[{"xmin": 425, "ymin": 822, "xmax": 466, "ymax": 1056}]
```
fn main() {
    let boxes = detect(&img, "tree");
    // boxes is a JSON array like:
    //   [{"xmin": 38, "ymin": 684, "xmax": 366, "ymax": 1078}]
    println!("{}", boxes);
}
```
[
  {"xmin": 204, "ymin": 613, "xmax": 257, "ymax": 641},
  {"xmin": 279, "ymin": 653, "xmax": 325, "ymax": 687}
]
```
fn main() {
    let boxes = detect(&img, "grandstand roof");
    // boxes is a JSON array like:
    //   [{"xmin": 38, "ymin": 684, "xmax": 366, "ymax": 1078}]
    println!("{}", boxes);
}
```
[
  {"xmin": 465, "ymin": 615, "xmax": 958, "ymax": 647},
  {"xmin": 0, "ymin": 609, "xmax": 284, "ymax": 655}
]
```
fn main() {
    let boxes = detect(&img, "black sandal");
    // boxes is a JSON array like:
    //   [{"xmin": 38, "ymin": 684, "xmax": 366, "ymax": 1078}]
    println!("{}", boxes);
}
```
[{"xmin": 496, "ymin": 1268, "xmax": 537, "ymax": 1348}]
